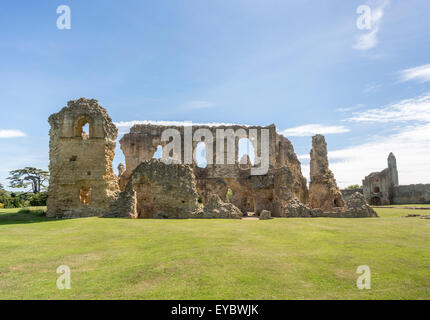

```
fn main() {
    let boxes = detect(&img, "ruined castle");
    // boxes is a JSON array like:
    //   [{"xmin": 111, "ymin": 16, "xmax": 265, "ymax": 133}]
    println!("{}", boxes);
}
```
[
  {"xmin": 47, "ymin": 98, "xmax": 376, "ymax": 219},
  {"xmin": 361, "ymin": 153, "xmax": 430, "ymax": 205}
]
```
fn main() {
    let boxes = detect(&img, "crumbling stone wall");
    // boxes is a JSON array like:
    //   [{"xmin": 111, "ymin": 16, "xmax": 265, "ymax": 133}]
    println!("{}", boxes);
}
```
[
  {"xmin": 361, "ymin": 153, "xmax": 430, "ymax": 205},
  {"xmin": 118, "ymin": 123, "xmax": 309, "ymax": 217},
  {"xmin": 362, "ymin": 153, "xmax": 398, "ymax": 205},
  {"xmin": 47, "ymin": 98, "xmax": 377, "ymax": 219},
  {"xmin": 309, "ymin": 135, "xmax": 345, "ymax": 211},
  {"xmin": 47, "ymin": 98, "xmax": 119, "ymax": 218},
  {"xmin": 392, "ymin": 184, "xmax": 430, "ymax": 204},
  {"xmin": 105, "ymin": 160, "xmax": 202, "ymax": 219},
  {"xmin": 341, "ymin": 188, "xmax": 364, "ymax": 202}
]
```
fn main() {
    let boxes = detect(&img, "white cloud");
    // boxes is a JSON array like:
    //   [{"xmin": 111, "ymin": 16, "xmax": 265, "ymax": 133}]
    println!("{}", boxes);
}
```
[
  {"xmin": 302, "ymin": 93, "xmax": 430, "ymax": 188},
  {"xmin": 347, "ymin": 93, "xmax": 430, "ymax": 123},
  {"xmin": 353, "ymin": 0, "xmax": 390, "ymax": 51},
  {"xmin": 281, "ymin": 124, "xmax": 350, "ymax": 137},
  {"xmin": 179, "ymin": 100, "xmax": 216, "ymax": 110},
  {"xmin": 398, "ymin": 64, "xmax": 430, "ymax": 83},
  {"xmin": 0, "ymin": 130, "xmax": 26, "ymax": 138},
  {"xmin": 336, "ymin": 104, "xmax": 365, "ymax": 112},
  {"xmin": 327, "ymin": 123, "xmax": 430, "ymax": 188}
]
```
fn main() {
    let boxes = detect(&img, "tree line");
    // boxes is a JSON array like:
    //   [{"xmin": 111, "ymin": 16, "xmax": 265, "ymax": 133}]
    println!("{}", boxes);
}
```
[{"xmin": 0, "ymin": 167, "xmax": 49, "ymax": 208}]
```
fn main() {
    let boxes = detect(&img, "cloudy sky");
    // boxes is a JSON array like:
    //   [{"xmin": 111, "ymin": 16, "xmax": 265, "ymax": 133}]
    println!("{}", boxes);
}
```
[{"xmin": 1, "ymin": 0, "xmax": 430, "ymax": 189}]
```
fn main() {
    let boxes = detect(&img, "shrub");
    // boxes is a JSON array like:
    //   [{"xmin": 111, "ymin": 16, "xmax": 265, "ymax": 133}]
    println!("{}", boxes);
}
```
[
  {"xmin": 29, "ymin": 192, "xmax": 48, "ymax": 206},
  {"xmin": 17, "ymin": 208, "xmax": 46, "ymax": 217},
  {"xmin": 226, "ymin": 188, "xmax": 233, "ymax": 203}
]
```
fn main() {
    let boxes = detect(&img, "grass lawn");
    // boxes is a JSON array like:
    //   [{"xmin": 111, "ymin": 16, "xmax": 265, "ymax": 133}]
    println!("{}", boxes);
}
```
[
  {"xmin": 0, "ymin": 206, "xmax": 429, "ymax": 300},
  {"xmin": 387, "ymin": 204, "xmax": 430, "ymax": 208}
]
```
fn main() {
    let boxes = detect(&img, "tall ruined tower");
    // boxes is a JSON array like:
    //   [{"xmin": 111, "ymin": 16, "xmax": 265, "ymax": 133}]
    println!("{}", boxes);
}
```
[
  {"xmin": 47, "ymin": 98, "xmax": 119, "ymax": 218},
  {"xmin": 309, "ymin": 135, "xmax": 345, "ymax": 211},
  {"xmin": 388, "ymin": 152, "xmax": 399, "ymax": 187}
]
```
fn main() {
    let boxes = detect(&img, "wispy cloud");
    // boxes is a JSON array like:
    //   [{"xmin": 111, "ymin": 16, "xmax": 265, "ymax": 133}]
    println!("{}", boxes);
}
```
[
  {"xmin": 398, "ymin": 64, "xmax": 430, "ymax": 83},
  {"xmin": 178, "ymin": 100, "xmax": 216, "ymax": 111},
  {"xmin": 336, "ymin": 104, "xmax": 365, "ymax": 112},
  {"xmin": 353, "ymin": 0, "xmax": 390, "ymax": 51},
  {"xmin": 302, "ymin": 93, "xmax": 430, "ymax": 188},
  {"xmin": 327, "ymin": 123, "xmax": 430, "ymax": 187},
  {"xmin": 347, "ymin": 93, "xmax": 430, "ymax": 123},
  {"xmin": 281, "ymin": 124, "xmax": 350, "ymax": 137},
  {"xmin": 0, "ymin": 130, "xmax": 26, "ymax": 138}
]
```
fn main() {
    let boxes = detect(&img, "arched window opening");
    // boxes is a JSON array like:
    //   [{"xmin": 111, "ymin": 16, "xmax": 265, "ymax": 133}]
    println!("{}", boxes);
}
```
[
  {"xmin": 79, "ymin": 187, "xmax": 92, "ymax": 205},
  {"xmin": 373, "ymin": 186, "xmax": 380, "ymax": 193},
  {"xmin": 194, "ymin": 142, "xmax": 207, "ymax": 168},
  {"xmin": 153, "ymin": 145, "xmax": 163, "ymax": 159},
  {"xmin": 226, "ymin": 188, "xmax": 233, "ymax": 203},
  {"xmin": 238, "ymin": 138, "xmax": 255, "ymax": 165},
  {"xmin": 75, "ymin": 116, "xmax": 92, "ymax": 139}
]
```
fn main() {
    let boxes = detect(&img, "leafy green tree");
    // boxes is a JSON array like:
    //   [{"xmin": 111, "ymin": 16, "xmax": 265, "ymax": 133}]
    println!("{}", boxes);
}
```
[
  {"xmin": 7, "ymin": 167, "xmax": 49, "ymax": 194},
  {"xmin": 345, "ymin": 184, "xmax": 362, "ymax": 190},
  {"xmin": 0, "ymin": 182, "xmax": 4, "ymax": 191}
]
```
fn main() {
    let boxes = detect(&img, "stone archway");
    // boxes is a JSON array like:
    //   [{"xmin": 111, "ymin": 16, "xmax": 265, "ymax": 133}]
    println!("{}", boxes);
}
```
[
  {"xmin": 371, "ymin": 196, "xmax": 381, "ymax": 206},
  {"xmin": 134, "ymin": 177, "xmax": 155, "ymax": 218}
]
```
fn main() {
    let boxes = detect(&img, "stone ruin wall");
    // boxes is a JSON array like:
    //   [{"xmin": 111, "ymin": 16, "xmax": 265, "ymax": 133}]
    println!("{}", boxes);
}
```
[
  {"xmin": 47, "ymin": 98, "xmax": 376, "ymax": 219},
  {"xmin": 392, "ymin": 184, "xmax": 430, "ymax": 205},
  {"xmin": 309, "ymin": 135, "xmax": 345, "ymax": 212},
  {"xmin": 47, "ymin": 98, "xmax": 119, "ymax": 218},
  {"xmin": 106, "ymin": 160, "xmax": 202, "ymax": 219},
  {"xmin": 118, "ymin": 123, "xmax": 309, "ymax": 217}
]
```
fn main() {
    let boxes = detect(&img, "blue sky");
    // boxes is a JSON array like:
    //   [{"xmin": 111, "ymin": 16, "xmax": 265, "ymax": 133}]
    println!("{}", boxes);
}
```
[{"xmin": 1, "ymin": 0, "xmax": 430, "ymax": 189}]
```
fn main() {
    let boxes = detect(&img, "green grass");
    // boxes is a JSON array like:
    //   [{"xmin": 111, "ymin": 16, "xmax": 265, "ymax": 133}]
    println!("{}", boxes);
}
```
[
  {"xmin": 0, "ymin": 206, "xmax": 429, "ymax": 300},
  {"xmin": 386, "ymin": 204, "xmax": 430, "ymax": 208}
]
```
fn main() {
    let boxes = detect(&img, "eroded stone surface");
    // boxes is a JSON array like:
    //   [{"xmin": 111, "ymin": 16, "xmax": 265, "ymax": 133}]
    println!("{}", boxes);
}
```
[
  {"xmin": 199, "ymin": 194, "xmax": 243, "ymax": 219},
  {"xmin": 105, "ymin": 160, "xmax": 202, "ymax": 219},
  {"xmin": 309, "ymin": 135, "xmax": 345, "ymax": 212},
  {"xmin": 344, "ymin": 192, "xmax": 378, "ymax": 217},
  {"xmin": 47, "ymin": 98, "xmax": 377, "ymax": 219},
  {"xmin": 119, "ymin": 123, "xmax": 309, "ymax": 217},
  {"xmin": 47, "ymin": 98, "xmax": 119, "ymax": 218},
  {"xmin": 259, "ymin": 210, "xmax": 272, "ymax": 220}
]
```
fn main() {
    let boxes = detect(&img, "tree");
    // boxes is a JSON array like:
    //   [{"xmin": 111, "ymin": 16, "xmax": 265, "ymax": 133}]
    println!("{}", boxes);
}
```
[
  {"xmin": 345, "ymin": 184, "xmax": 362, "ymax": 190},
  {"xmin": 7, "ymin": 167, "xmax": 49, "ymax": 194},
  {"xmin": 0, "ymin": 182, "xmax": 4, "ymax": 191}
]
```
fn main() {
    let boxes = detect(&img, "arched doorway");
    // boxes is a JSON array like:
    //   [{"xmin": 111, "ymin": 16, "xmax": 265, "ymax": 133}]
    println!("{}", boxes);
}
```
[
  {"xmin": 371, "ymin": 196, "xmax": 381, "ymax": 206},
  {"xmin": 133, "ymin": 177, "xmax": 155, "ymax": 218}
]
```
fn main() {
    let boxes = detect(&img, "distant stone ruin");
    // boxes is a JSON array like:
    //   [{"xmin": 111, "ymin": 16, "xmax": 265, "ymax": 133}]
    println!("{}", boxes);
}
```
[
  {"xmin": 47, "ymin": 98, "xmax": 377, "ymax": 219},
  {"xmin": 360, "ymin": 153, "xmax": 430, "ymax": 205}
]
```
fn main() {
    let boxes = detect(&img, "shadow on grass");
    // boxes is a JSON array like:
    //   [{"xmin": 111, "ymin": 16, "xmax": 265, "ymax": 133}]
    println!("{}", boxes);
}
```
[{"xmin": 0, "ymin": 209, "xmax": 58, "ymax": 225}]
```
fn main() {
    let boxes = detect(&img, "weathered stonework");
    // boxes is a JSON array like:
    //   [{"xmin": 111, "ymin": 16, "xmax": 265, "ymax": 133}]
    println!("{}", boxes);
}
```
[
  {"xmin": 259, "ymin": 210, "xmax": 272, "ymax": 220},
  {"xmin": 118, "ymin": 124, "xmax": 309, "ymax": 217},
  {"xmin": 105, "ymin": 160, "xmax": 202, "ymax": 219},
  {"xmin": 343, "ymin": 192, "xmax": 377, "ymax": 217},
  {"xmin": 47, "ymin": 98, "xmax": 377, "ymax": 219},
  {"xmin": 309, "ymin": 135, "xmax": 345, "ymax": 212},
  {"xmin": 363, "ymin": 153, "xmax": 398, "ymax": 205},
  {"xmin": 47, "ymin": 98, "xmax": 119, "ymax": 218},
  {"xmin": 199, "ymin": 194, "xmax": 243, "ymax": 219},
  {"xmin": 354, "ymin": 153, "xmax": 430, "ymax": 205}
]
